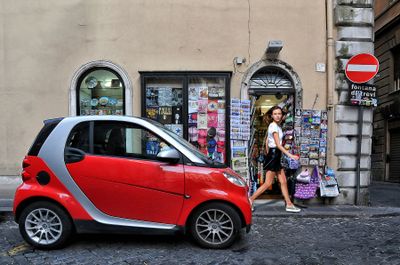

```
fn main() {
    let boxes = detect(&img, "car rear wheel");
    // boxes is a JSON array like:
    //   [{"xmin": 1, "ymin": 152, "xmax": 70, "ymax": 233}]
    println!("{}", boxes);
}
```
[
  {"xmin": 190, "ymin": 202, "xmax": 241, "ymax": 249},
  {"xmin": 19, "ymin": 201, "xmax": 73, "ymax": 249}
]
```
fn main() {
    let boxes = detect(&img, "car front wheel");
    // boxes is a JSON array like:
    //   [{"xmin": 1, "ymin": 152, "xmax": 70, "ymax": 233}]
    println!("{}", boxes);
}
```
[
  {"xmin": 190, "ymin": 202, "xmax": 241, "ymax": 249},
  {"xmin": 19, "ymin": 201, "xmax": 73, "ymax": 249}
]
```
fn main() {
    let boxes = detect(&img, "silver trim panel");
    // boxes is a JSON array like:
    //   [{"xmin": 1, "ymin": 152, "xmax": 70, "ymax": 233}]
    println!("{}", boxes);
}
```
[{"xmin": 38, "ymin": 116, "xmax": 203, "ymax": 229}]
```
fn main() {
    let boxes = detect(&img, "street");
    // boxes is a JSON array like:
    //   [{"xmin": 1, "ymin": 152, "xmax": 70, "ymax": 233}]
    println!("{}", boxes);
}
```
[{"xmin": 1, "ymin": 213, "xmax": 399, "ymax": 265}]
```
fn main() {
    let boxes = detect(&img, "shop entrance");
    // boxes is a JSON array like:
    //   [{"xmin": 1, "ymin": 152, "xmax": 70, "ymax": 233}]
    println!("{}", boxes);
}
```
[
  {"xmin": 249, "ymin": 94, "xmax": 295, "ymax": 199},
  {"xmin": 247, "ymin": 67, "xmax": 296, "ymax": 199}
]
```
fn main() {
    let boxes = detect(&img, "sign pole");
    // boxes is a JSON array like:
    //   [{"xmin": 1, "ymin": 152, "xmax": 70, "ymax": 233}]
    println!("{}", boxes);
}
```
[
  {"xmin": 345, "ymin": 53, "xmax": 379, "ymax": 205},
  {"xmin": 355, "ymin": 107, "xmax": 363, "ymax": 205}
]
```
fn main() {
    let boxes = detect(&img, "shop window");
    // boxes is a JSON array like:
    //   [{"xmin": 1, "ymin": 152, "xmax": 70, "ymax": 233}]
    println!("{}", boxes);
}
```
[
  {"xmin": 77, "ymin": 68, "xmax": 125, "ymax": 115},
  {"xmin": 141, "ymin": 73, "xmax": 230, "ymax": 164}
]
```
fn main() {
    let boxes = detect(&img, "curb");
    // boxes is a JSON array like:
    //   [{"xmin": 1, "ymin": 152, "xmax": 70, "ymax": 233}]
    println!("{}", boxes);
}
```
[
  {"xmin": 252, "ymin": 212, "xmax": 400, "ymax": 218},
  {"xmin": 252, "ymin": 207, "xmax": 400, "ymax": 218}
]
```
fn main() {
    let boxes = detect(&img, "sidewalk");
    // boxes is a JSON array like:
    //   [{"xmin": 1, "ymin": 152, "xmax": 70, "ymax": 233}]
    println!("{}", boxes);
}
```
[
  {"xmin": 252, "ymin": 181, "xmax": 400, "ymax": 218},
  {"xmin": 252, "ymin": 199, "xmax": 400, "ymax": 218},
  {"xmin": 0, "ymin": 176, "xmax": 21, "ymax": 212}
]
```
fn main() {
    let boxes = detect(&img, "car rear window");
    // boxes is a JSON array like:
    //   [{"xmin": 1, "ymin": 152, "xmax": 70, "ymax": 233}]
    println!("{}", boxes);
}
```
[{"xmin": 28, "ymin": 118, "xmax": 63, "ymax": 156}]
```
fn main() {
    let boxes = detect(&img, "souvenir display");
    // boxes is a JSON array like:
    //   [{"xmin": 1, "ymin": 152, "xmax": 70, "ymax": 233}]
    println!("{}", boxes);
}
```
[
  {"xmin": 80, "ymin": 73, "xmax": 124, "ymax": 116},
  {"xmin": 231, "ymin": 140, "xmax": 249, "ymax": 181},
  {"xmin": 188, "ymin": 85, "xmax": 227, "ymax": 163},
  {"xmin": 230, "ymin": 99, "xmax": 251, "ymax": 141},
  {"xmin": 295, "ymin": 109, "xmax": 328, "ymax": 166},
  {"xmin": 230, "ymin": 98, "xmax": 252, "ymax": 181},
  {"xmin": 144, "ymin": 86, "xmax": 184, "ymax": 137},
  {"xmin": 143, "ymin": 77, "xmax": 228, "ymax": 164}
]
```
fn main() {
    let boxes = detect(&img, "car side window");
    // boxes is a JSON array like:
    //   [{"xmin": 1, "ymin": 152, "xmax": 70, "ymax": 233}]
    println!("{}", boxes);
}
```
[
  {"xmin": 66, "ymin": 122, "xmax": 90, "ymax": 153},
  {"xmin": 93, "ymin": 121, "xmax": 173, "ymax": 160}
]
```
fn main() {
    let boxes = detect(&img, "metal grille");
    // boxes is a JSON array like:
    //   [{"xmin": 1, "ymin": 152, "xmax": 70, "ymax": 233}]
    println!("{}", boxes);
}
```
[
  {"xmin": 249, "ymin": 68, "xmax": 293, "ymax": 91},
  {"xmin": 389, "ymin": 128, "xmax": 400, "ymax": 182}
]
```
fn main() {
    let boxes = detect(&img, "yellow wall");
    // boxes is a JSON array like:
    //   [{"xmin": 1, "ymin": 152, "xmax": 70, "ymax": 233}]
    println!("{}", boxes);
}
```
[{"xmin": 0, "ymin": 0, "xmax": 327, "ymax": 174}]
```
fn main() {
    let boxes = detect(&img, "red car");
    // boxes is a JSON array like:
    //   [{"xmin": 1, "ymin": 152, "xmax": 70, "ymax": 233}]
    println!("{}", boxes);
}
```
[{"xmin": 14, "ymin": 116, "xmax": 251, "ymax": 249}]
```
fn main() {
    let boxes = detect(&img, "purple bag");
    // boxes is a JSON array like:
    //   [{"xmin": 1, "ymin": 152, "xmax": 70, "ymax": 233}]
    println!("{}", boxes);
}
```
[{"xmin": 294, "ymin": 166, "xmax": 320, "ymax": 199}]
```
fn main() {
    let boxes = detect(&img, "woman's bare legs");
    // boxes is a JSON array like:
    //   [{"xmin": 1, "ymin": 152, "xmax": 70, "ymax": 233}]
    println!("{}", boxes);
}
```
[
  {"xmin": 277, "ymin": 169, "xmax": 294, "ymax": 207},
  {"xmin": 249, "ymin": 170, "xmax": 276, "ymax": 204}
]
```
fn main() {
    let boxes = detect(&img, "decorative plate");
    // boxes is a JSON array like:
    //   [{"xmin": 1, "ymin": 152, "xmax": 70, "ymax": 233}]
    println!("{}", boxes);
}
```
[
  {"xmin": 86, "ymin": 76, "xmax": 97, "ymax": 89},
  {"xmin": 99, "ymin": 96, "xmax": 109, "ymax": 106},
  {"xmin": 90, "ymin": 98, "xmax": 99, "ymax": 107}
]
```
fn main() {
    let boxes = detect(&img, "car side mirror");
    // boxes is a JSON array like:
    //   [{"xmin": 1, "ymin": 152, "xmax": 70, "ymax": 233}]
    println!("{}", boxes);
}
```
[{"xmin": 156, "ymin": 148, "xmax": 180, "ymax": 164}]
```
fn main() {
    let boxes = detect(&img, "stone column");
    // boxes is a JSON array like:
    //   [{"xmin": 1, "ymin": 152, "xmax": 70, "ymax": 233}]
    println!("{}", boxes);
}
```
[{"xmin": 333, "ymin": 0, "xmax": 374, "ymax": 205}]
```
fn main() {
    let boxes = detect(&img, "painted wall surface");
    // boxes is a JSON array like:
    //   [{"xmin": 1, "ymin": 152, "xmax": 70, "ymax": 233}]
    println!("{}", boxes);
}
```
[{"xmin": 0, "ymin": 0, "xmax": 327, "ymax": 175}]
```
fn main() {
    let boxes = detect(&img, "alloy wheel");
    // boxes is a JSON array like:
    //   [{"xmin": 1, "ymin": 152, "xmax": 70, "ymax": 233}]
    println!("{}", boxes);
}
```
[
  {"xmin": 24, "ymin": 208, "xmax": 63, "ymax": 245},
  {"xmin": 195, "ymin": 209, "xmax": 234, "ymax": 245}
]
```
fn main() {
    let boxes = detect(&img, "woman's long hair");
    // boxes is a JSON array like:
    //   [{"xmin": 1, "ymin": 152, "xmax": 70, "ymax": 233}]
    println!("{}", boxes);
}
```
[{"xmin": 264, "ymin": 105, "xmax": 284, "ymax": 127}]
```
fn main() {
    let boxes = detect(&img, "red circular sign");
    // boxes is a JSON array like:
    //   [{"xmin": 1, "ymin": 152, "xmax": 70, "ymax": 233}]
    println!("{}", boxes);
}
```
[{"xmin": 345, "ymin": 53, "xmax": 379, "ymax": 84}]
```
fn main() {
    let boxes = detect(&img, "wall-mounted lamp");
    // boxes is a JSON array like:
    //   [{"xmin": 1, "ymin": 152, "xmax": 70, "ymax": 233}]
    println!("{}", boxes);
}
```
[{"xmin": 266, "ymin": 40, "xmax": 283, "ymax": 59}]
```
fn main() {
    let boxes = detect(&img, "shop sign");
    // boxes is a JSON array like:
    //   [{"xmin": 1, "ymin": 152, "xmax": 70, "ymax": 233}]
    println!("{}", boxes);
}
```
[
  {"xmin": 345, "ymin": 53, "xmax": 379, "ymax": 84},
  {"xmin": 349, "ymin": 83, "xmax": 378, "ymax": 107}
]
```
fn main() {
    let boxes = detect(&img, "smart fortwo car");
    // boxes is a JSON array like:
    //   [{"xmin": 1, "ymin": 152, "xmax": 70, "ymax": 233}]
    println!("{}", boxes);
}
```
[{"xmin": 14, "ymin": 116, "xmax": 251, "ymax": 249}]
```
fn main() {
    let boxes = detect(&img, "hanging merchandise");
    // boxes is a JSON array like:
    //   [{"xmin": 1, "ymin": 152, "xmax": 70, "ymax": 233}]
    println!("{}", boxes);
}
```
[
  {"xmin": 230, "ymin": 98, "xmax": 252, "ymax": 182},
  {"xmin": 294, "ymin": 166, "xmax": 320, "ymax": 200},
  {"xmin": 319, "ymin": 167, "xmax": 340, "ymax": 197},
  {"xmin": 231, "ymin": 140, "xmax": 249, "ymax": 181},
  {"xmin": 296, "ymin": 169, "xmax": 311, "ymax": 183},
  {"xmin": 295, "ymin": 109, "xmax": 328, "ymax": 167}
]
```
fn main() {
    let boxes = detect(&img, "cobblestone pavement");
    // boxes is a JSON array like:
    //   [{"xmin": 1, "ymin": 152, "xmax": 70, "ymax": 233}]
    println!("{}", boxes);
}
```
[{"xmin": 1, "ymin": 213, "xmax": 399, "ymax": 265}]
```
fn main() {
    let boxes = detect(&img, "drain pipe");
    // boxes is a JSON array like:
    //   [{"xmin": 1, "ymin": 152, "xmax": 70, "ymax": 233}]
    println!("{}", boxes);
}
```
[{"xmin": 326, "ymin": 0, "xmax": 335, "ymax": 165}]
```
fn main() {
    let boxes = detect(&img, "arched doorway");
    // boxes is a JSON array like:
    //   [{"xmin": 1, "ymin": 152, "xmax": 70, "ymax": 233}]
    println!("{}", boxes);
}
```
[
  {"xmin": 69, "ymin": 60, "xmax": 133, "ymax": 116},
  {"xmin": 242, "ymin": 60, "xmax": 302, "ymax": 199}
]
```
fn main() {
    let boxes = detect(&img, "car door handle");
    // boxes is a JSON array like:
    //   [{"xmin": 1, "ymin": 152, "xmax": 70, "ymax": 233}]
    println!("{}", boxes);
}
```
[{"xmin": 65, "ymin": 147, "xmax": 86, "ymax": 163}]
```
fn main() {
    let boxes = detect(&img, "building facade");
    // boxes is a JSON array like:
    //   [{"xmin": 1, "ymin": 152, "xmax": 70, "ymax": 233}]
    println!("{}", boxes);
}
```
[
  {"xmin": 372, "ymin": 0, "xmax": 400, "ymax": 183},
  {"xmin": 0, "ymin": 0, "xmax": 376, "ymax": 204}
]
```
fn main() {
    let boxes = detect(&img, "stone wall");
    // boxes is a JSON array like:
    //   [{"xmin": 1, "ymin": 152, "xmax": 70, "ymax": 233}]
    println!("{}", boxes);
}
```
[{"xmin": 333, "ymin": 0, "xmax": 374, "ymax": 205}]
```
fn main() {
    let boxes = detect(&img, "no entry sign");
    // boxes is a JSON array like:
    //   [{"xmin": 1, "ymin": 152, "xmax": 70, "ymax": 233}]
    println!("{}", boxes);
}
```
[{"xmin": 345, "ymin": 53, "xmax": 379, "ymax": 84}]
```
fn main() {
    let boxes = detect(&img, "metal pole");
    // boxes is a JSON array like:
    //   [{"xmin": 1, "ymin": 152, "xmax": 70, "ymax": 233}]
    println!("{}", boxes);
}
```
[{"xmin": 355, "ymin": 107, "xmax": 363, "ymax": 205}]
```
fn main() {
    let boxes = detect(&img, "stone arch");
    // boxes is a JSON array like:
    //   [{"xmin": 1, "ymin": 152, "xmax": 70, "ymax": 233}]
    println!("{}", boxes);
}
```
[
  {"xmin": 69, "ymin": 60, "xmax": 133, "ymax": 116},
  {"xmin": 240, "ymin": 59, "xmax": 303, "ymax": 108}
]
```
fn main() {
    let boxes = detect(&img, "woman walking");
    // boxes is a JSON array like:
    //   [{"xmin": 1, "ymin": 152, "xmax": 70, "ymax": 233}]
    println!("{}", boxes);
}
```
[{"xmin": 249, "ymin": 106, "xmax": 301, "ymax": 213}]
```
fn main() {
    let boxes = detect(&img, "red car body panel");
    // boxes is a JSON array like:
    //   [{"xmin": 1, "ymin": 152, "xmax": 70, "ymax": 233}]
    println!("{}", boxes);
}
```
[
  {"xmin": 176, "ymin": 166, "xmax": 252, "ymax": 226},
  {"xmin": 66, "ymin": 155, "xmax": 185, "ymax": 224},
  {"xmin": 14, "ymin": 156, "xmax": 92, "ymax": 220},
  {"xmin": 14, "ymin": 156, "xmax": 252, "ymax": 228}
]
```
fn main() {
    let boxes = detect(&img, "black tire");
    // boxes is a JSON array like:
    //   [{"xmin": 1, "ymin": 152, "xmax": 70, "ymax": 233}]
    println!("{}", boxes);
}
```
[
  {"xmin": 189, "ymin": 202, "xmax": 241, "ymax": 249},
  {"xmin": 18, "ymin": 201, "xmax": 73, "ymax": 250}
]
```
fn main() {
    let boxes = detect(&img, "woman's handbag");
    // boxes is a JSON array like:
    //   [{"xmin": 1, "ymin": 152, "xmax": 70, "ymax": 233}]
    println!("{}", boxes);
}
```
[
  {"xmin": 285, "ymin": 155, "xmax": 300, "ymax": 170},
  {"xmin": 296, "ymin": 169, "xmax": 310, "ymax": 183},
  {"xmin": 294, "ymin": 166, "xmax": 320, "ymax": 200}
]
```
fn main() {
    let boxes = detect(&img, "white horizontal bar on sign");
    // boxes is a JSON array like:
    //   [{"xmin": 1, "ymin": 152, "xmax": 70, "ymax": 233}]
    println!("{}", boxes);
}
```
[{"xmin": 347, "ymin": 64, "xmax": 377, "ymax": 72}]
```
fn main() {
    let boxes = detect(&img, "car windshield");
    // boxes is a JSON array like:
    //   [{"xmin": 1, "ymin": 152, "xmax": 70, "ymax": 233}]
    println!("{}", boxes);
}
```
[{"xmin": 143, "ymin": 118, "xmax": 226, "ymax": 168}]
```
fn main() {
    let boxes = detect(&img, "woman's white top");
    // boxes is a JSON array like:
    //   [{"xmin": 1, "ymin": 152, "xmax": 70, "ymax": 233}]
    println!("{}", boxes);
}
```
[{"xmin": 267, "ymin": 122, "xmax": 283, "ymax": 148}]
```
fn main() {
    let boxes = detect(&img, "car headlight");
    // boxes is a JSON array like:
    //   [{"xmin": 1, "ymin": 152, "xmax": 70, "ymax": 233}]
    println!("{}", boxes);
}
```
[{"xmin": 223, "ymin": 172, "xmax": 246, "ymax": 187}]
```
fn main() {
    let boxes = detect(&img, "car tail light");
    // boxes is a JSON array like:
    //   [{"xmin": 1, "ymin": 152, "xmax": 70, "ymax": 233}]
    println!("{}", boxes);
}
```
[
  {"xmin": 21, "ymin": 157, "xmax": 31, "ymax": 182},
  {"xmin": 21, "ymin": 171, "xmax": 31, "ymax": 182},
  {"xmin": 23, "ymin": 160, "xmax": 30, "ymax": 168}
]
